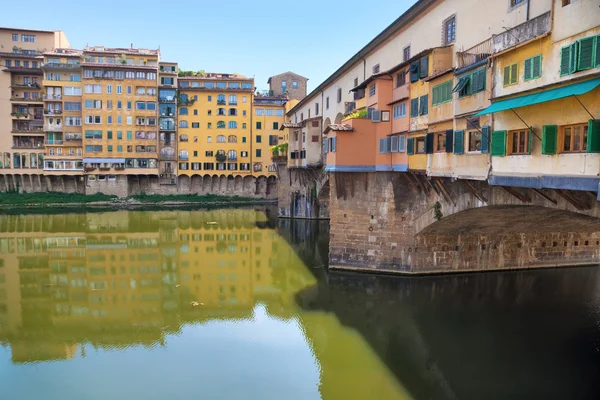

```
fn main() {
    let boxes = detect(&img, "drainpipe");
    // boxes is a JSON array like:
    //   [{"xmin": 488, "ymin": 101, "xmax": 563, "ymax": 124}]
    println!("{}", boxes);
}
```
[{"xmin": 526, "ymin": 0, "xmax": 530, "ymax": 21}]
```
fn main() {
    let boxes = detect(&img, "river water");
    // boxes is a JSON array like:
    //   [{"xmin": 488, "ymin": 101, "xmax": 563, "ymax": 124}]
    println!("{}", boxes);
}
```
[{"xmin": 1, "ymin": 208, "xmax": 600, "ymax": 399}]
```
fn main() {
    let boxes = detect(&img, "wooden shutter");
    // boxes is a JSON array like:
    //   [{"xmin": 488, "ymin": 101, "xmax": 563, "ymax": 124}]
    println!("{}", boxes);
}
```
[
  {"xmin": 425, "ymin": 133, "xmax": 434, "ymax": 154},
  {"xmin": 510, "ymin": 64, "xmax": 518, "ymax": 85},
  {"xmin": 541, "ymin": 125, "xmax": 557, "ymax": 155},
  {"xmin": 432, "ymin": 85, "xmax": 438, "ymax": 105},
  {"xmin": 453, "ymin": 130, "xmax": 464, "ymax": 155},
  {"xmin": 398, "ymin": 135, "xmax": 407, "ymax": 152},
  {"xmin": 587, "ymin": 120, "xmax": 600, "ymax": 153},
  {"xmin": 527, "ymin": 128, "xmax": 534, "ymax": 155},
  {"xmin": 569, "ymin": 41, "xmax": 579, "ymax": 74},
  {"xmin": 481, "ymin": 126, "xmax": 490, "ymax": 154},
  {"xmin": 595, "ymin": 35, "xmax": 600, "ymax": 67},
  {"xmin": 524, "ymin": 58, "xmax": 532, "ymax": 80},
  {"xmin": 391, "ymin": 136, "xmax": 399, "ymax": 153},
  {"xmin": 445, "ymin": 130, "xmax": 454, "ymax": 153},
  {"xmin": 560, "ymin": 46, "xmax": 571, "ymax": 76},
  {"xmin": 491, "ymin": 130, "xmax": 507, "ymax": 156},
  {"xmin": 332, "ymin": 137, "xmax": 337, "ymax": 152},
  {"xmin": 578, "ymin": 37, "xmax": 595, "ymax": 70},
  {"xmin": 419, "ymin": 56, "xmax": 429, "ymax": 79},
  {"xmin": 532, "ymin": 55, "xmax": 542, "ymax": 78},
  {"xmin": 410, "ymin": 98, "xmax": 419, "ymax": 117},
  {"xmin": 378, "ymin": 138, "xmax": 385, "ymax": 153},
  {"xmin": 420, "ymin": 95, "xmax": 428, "ymax": 115},
  {"xmin": 371, "ymin": 110, "xmax": 381, "ymax": 122},
  {"xmin": 503, "ymin": 65, "xmax": 511, "ymax": 86},
  {"xmin": 410, "ymin": 61, "xmax": 420, "ymax": 82},
  {"xmin": 407, "ymin": 138, "xmax": 415, "ymax": 155},
  {"xmin": 324, "ymin": 137, "xmax": 329, "ymax": 153}
]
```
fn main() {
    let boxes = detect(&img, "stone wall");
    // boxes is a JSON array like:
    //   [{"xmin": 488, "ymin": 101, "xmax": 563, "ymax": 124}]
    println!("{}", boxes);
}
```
[
  {"xmin": 329, "ymin": 171, "xmax": 600, "ymax": 275},
  {"xmin": 277, "ymin": 165, "xmax": 329, "ymax": 219}
]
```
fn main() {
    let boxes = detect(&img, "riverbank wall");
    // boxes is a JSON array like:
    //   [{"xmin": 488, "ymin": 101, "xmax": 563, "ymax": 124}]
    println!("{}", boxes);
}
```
[{"xmin": 276, "ymin": 165, "xmax": 330, "ymax": 219}]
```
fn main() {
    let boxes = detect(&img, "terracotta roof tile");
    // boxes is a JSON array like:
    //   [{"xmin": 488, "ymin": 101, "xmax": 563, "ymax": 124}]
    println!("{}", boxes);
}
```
[{"xmin": 323, "ymin": 124, "xmax": 354, "ymax": 134}]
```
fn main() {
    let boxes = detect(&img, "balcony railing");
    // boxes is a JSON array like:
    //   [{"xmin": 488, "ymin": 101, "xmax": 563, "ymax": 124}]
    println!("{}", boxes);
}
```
[
  {"xmin": 179, "ymin": 155, "xmax": 189, "ymax": 161},
  {"xmin": 44, "ymin": 125, "xmax": 64, "ymax": 132},
  {"xmin": 227, "ymin": 156, "xmax": 238, "ymax": 161},
  {"xmin": 11, "ymin": 128, "xmax": 44, "ymax": 134},
  {"xmin": 159, "ymin": 97, "xmax": 176, "ymax": 103},
  {"xmin": 492, "ymin": 11, "xmax": 551, "ymax": 54},
  {"xmin": 42, "ymin": 62, "xmax": 81, "ymax": 69},
  {"xmin": 44, "ymin": 110, "xmax": 63, "ymax": 115},
  {"xmin": 46, "ymin": 140, "xmax": 64, "ymax": 145},
  {"xmin": 10, "ymin": 97, "xmax": 42, "ymax": 102},
  {"xmin": 43, "ymin": 94, "xmax": 62, "ymax": 100},
  {"xmin": 12, "ymin": 83, "xmax": 41, "ymax": 89},
  {"xmin": 216, "ymin": 100, "xmax": 226, "ymax": 105},
  {"xmin": 65, "ymin": 133, "xmax": 83, "ymax": 141},
  {"xmin": 457, "ymin": 38, "xmax": 492, "ymax": 70},
  {"xmin": 13, "ymin": 142, "xmax": 45, "ymax": 149}
]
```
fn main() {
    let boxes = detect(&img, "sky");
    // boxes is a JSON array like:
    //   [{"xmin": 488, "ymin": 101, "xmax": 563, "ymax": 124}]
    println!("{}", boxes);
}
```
[{"xmin": 1, "ymin": 0, "xmax": 415, "ymax": 93}]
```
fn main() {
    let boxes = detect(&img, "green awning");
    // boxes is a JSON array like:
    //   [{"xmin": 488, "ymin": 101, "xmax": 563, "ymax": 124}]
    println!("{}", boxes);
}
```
[{"xmin": 475, "ymin": 77, "xmax": 600, "ymax": 116}]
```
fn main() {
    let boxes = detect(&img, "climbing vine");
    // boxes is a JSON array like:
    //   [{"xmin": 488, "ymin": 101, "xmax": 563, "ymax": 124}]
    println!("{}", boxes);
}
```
[{"xmin": 433, "ymin": 201, "xmax": 443, "ymax": 221}]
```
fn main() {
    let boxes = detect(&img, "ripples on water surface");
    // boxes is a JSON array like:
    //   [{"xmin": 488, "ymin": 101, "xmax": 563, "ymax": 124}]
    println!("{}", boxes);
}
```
[{"xmin": 1, "ymin": 208, "xmax": 600, "ymax": 399}]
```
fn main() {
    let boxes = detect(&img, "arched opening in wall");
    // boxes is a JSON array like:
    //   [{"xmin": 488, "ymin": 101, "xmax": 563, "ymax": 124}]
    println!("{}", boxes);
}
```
[
  {"xmin": 190, "ymin": 174, "xmax": 201, "ymax": 193},
  {"xmin": 334, "ymin": 113, "xmax": 343, "ymax": 125},
  {"xmin": 323, "ymin": 117, "xmax": 332, "ymax": 132},
  {"xmin": 202, "ymin": 174, "xmax": 212, "ymax": 192}
]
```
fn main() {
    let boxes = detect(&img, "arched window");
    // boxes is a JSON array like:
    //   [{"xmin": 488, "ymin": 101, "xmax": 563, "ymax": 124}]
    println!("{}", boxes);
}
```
[
  {"xmin": 229, "ymin": 108, "xmax": 237, "ymax": 116},
  {"xmin": 160, "ymin": 147, "xmax": 175, "ymax": 158},
  {"xmin": 253, "ymin": 162, "xmax": 262, "ymax": 172},
  {"xmin": 179, "ymin": 150, "xmax": 188, "ymax": 160},
  {"xmin": 216, "ymin": 149, "xmax": 226, "ymax": 162},
  {"xmin": 217, "ymin": 121, "xmax": 225, "ymax": 129},
  {"xmin": 228, "ymin": 121, "xmax": 237, "ymax": 129},
  {"xmin": 21, "ymin": 153, "xmax": 28, "ymax": 168},
  {"xmin": 38, "ymin": 153, "xmax": 43, "ymax": 168},
  {"xmin": 180, "ymin": 93, "xmax": 188, "ymax": 103},
  {"xmin": 180, "ymin": 134, "xmax": 188, "ymax": 142},
  {"xmin": 179, "ymin": 120, "xmax": 188, "ymax": 128},
  {"xmin": 228, "ymin": 95, "xmax": 237, "ymax": 105},
  {"xmin": 228, "ymin": 135, "xmax": 237, "ymax": 143},
  {"xmin": 179, "ymin": 107, "xmax": 188, "ymax": 115},
  {"xmin": 217, "ymin": 108, "xmax": 226, "ymax": 116},
  {"xmin": 228, "ymin": 150, "xmax": 237, "ymax": 160},
  {"xmin": 4, "ymin": 153, "xmax": 10, "ymax": 168},
  {"xmin": 217, "ymin": 135, "xmax": 226, "ymax": 143},
  {"xmin": 217, "ymin": 94, "xmax": 226, "ymax": 105},
  {"xmin": 13, "ymin": 152, "xmax": 20, "ymax": 169},
  {"xmin": 30, "ymin": 153, "xmax": 37, "ymax": 168}
]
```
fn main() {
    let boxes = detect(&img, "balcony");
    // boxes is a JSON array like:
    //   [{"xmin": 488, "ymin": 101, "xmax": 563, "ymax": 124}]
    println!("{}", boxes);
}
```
[
  {"xmin": 159, "ymin": 97, "xmax": 176, "ymax": 104},
  {"xmin": 10, "ymin": 96, "xmax": 43, "ymax": 103},
  {"xmin": 44, "ymin": 109, "xmax": 63, "ymax": 115},
  {"xmin": 492, "ymin": 11, "xmax": 551, "ymax": 54},
  {"xmin": 229, "ymin": 101, "xmax": 238, "ymax": 106},
  {"xmin": 227, "ymin": 156, "xmax": 238, "ymax": 161},
  {"xmin": 11, "ymin": 127, "xmax": 44, "ymax": 134},
  {"xmin": 65, "ymin": 133, "xmax": 83, "ymax": 141},
  {"xmin": 217, "ymin": 100, "xmax": 226, "ymax": 105},
  {"xmin": 12, "ymin": 82, "xmax": 41, "ymax": 89},
  {"xmin": 46, "ymin": 140, "xmax": 64, "ymax": 145},
  {"xmin": 44, "ymin": 125, "xmax": 64, "ymax": 132},
  {"xmin": 457, "ymin": 38, "xmax": 492, "ymax": 70},
  {"xmin": 43, "ymin": 94, "xmax": 62, "ymax": 100},
  {"xmin": 13, "ymin": 140, "xmax": 45, "ymax": 149},
  {"xmin": 179, "ymin": 155, "xmax": 189, "ymax": 161}
]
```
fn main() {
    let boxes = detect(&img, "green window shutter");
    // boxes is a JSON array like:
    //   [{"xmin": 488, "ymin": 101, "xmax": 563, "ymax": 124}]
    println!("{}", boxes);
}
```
[
  {"xmin": 410, "ymin": 98, "xmax": 419, "ymax": 117},
  {"xmin": 491, "ymin": 130, "xmax": 507, "ymax": 156},
  {"xmin": 425, "ymin": 133, "xmax": 434, "ymax": 154},
  {"xmin": 541, "ymin": 125, "xmax": 557, "ymax": 155},
  {"xmin": 478, "ymin": 69, "xmax": 486, "ymax": 92},
  {"xmin": 569, "ymin": 41, "xmax": 579, "ymax": 73},
  {"xmin": 595, "ymin": 35, "xmax": 600, "ymax": 67},
  {"xmin": 453, "ymin": 130, "xmax": 464, "ymax": 155},
  {"xmin": 510, "ymin": 63, "xmax": 518, "ymax": 85},
  {"xmin": 420, "ymin": 95, "xmax": 428, "ymax": 115},
  {"xmin": 560, "ymin": 46, "xmax": 571, "ymax": 76},
  {"xmin": 407, "ymin": 138, "xmax": 415, "ymax": 155},
  {"xmin": 503, "ymin": 65, "xmax": 511, "ymax": 86},
  {"xmin": 578, "ymin": 36, "xmax": 595, "ymax": 70},
  {"xmin": 532, "ymin": 55, "xmax": 542, "ymax": 79},
  {"xmin": 410, "ymin": 62, "xmax": 420, "ymax": 83},
  {"xmin": 587, "ymin": 120, "xmax": 600, "ymax": 153},
  {"xmin": 524, "ymin": 58, "xmax": 532, "ymax": 80},
  {"xmin": 481, "ymin": 126, "xmax": 490, "ymax": 154},
  {"xmin": 432, "ymin": 86, "xmax": 438, "ymax": 106},
  {"xmin": 527, "ymin": 128, "xmax": 534, "ymax": 155},
  {"xmin": 445, "ymin": 130, "xmax": 454, "ymax": 153}
]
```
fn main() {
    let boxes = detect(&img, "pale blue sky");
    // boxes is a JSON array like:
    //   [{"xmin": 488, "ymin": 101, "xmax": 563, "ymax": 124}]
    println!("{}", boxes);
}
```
[{"xmin": 1, "ymin": 0, "xmax": 415, "ymax": 92}]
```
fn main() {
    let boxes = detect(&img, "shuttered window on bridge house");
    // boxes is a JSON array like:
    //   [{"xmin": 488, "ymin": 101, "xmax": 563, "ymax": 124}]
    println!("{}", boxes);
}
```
[
  {"xmin": 407, "ymin": 138, "xmax": 415, "ymax": 155},
  {"xmin": 491, "ymin": 130, "xmax": 507, "ymax": 156},
  {"xmin": 481, "ymin": 126, "xmax": 490, "ymax": 154},
  {"xmin": 589, "ymin": 120, "xmax": 600, "ymax": 153},
  {"xmin": 453, "ymin": 130, "xmax": 464, "ymax": 155},
  {"xmin": 542, "ymin": 125, "xmax": 557, "ymax": 155}
]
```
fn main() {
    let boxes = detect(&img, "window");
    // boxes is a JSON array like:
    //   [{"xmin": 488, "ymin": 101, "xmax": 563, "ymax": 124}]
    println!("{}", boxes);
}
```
[
  {"xmin": 435, "ymin": 132, "xmax": 447, "ymax": 152},
  {"xmin": 12, "ymin": 33, "xmax": 18, "ymax": 41},
  {"xmin": 266, "ymin": 109, "xmax": 274, "ymax": 116},
  {"xmin": 337, "ymin": 88, "xmax": 342, "ymax": 103},
  {"xmin": 127, "ymin": 131, "xmax": 132, "ymax": 140},
  {"xmin": 256, "ymin": 149, "xmax": 262, "ymax": 157},
  {"xmin": 508, "ymin": 129, "xmax": 531, "ymax": 155},
  {"xmin": 117, "ymin": 116, "xmax": 122, "ymax": 124},
  {"xmin": 432, "ymin": 81, "xmax": 452, "ymax": 105},
  {"xmin": 393, "ymin": 103, "xmax": 406, "ymax": 119},
  {"xmin": 396, "ymin": 71, "xmax": 406, "ymax": 88},
  {"xmin": 403, "ymin": 45, "xmax": 411, "ymax": 62},
  {"xmin": 369, "ymin": 83, "xmax": 376, "ymax": 97},
  {"xmin": 281, "ymin": 80, "xmax": 287, "ymax": 92},
  {"xmin": 180, "ymin": 107, "xmax": 188, "ymax": 115},
  {"xmin": 372, "ymin": 64, "xmax": 380, "ymax": 74},
  {"xmin": 443, "ymin": 16, "xmax": 456, "ymax": 45},
  {"xmin": 192, "ymin": 122, "xmax": 199, "ymax": 128},
  {"xmin": 126, "ymin": 116, "xmax": 132, "ymax": 125},
  {"xmin": 561, "ymin": 123, "xmax": 588, "ymax": 153},
  {"xmin": 127, "ymin": 101, "xmax": 132, "ymax": 110},
  {"xmin": 256, "ymin": 135, "xmax": 262, "ymax": 143},
  {"xmin": 503, "ymin": 63, "xmax": 518, "ymax": 86},
  {"xmin": 22, "ymin": 34, "xmax": 36, "ymax": 43},
  {"xmin": 453, "ymin": 68, "xmax": 486, "ymax": 97},
  {"xmin": 468, "ymin": 130, "xmax": 482, "ymax": 152},
  {"xmin": 117, "ymin": 85, "xmax": 122, "ymax": 94},
  {"xmin": 524, "ymin": 55, "xmax": 542, "ymax": 81},
  {"xmin": 510, "ymin": 0, "xmax": 525, "ymax": 6},
  {"xmin": 179, "ymin": 120, "xmax": 188, "ymax": 128},
  {"xmin": 416, "ymin": 137, "xmax": 426, "ymax": 154},
  {"xmin": 228, "ymin": 121, "xmax": 237, "ymax": 129},
  {"xmin": 292, "ymin": 80, "xmax": 298, "ymax": 89},
  {"xmin": 560, "ymin": 35, "xmax": 600, "ymax": 76},
  {"xmin": 256, "ymin": 122, "xmax": 262, "ymax": 130},
  {"xmin": 419, "ymin": 95, "xmax": 428, "ymax": 115},
  {"xmin": 256, "ymin": 108, "xmax": 264, "ymax": 116},
  {"xmin": 273, "ymin": 122, "xmax": 279, "ymax": 130},
  {"xmin": 562, "ymin": 0, "xmax": 571, "ymax": 6},
  {"xmin": 326, "ymin": 97, "xmax": 330, "ymax": 109},
  {"xmin": 315, "ymin": 103, "xmax": 319, "ymax": 115}
]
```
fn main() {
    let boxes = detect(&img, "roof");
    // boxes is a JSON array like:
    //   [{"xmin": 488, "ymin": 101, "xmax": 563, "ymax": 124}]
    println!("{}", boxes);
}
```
[
  {"xmin": 351, "ymin": 72, "xmax": 390, "ymax": 92},
  {"xmin": 83, "ymin": 46, "xmax": 159, "ymax": 56},
  {"xmin": 43, "ymin": 49, "xmax": 82, "ymax": 57},
  {"xmin": 267, "ymin": 71, "xmax": 308, "ymax": 84},
  {"xmin": 323, "ymin": 124, "xmax": 354, "ymax": 134},
  {"xmin": 423, "ymin": 67, "xmax": 455, "ymax": 82},
  {"xmin": 280, "ymin": 122, "xmax": 302, "ymax": 130},
  {"xmin": 475, "ymin": 77, "xmax": 600, "ymax": 116},
  {"xmin": 0, "ymin": 26, "xmax": 59, "ymax": 34},
  {"xmin": 287, "ymin": 0, "xmax": 436, "ymax": 114},
  {"xmin": 179, "ymin": 74, "xmax": 252, "ymax": 81},
  {"xmin": 0, "ymin": 52, "xmax": 43, "ymax": 59},
  {"xmin": 81, "ymin": 62, "xmax": 158, "ymax": 70}
]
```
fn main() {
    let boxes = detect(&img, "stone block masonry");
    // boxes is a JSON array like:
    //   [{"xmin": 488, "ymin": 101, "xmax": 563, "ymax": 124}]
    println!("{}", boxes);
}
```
[
  {"xmin": 277, "ymin": 165, "xmax": 329, "ymax": 219},
  {"xmin": 329, "ymin": 172, "xmax": 600, "ymax": 275}
]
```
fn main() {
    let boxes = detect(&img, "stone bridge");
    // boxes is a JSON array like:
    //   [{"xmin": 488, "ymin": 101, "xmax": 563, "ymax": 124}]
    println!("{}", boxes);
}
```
[{"xmin": 328, "ymin": 172, "xmax": 600, "ymax": 274}]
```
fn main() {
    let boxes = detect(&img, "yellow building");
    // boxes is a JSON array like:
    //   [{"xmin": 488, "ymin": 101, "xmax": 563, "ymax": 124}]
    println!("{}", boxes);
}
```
[
  {"xmin": 177, "ymin": 73, "xmax": 256, "ymax": 176},
  {"xmin": 253, "ymin": 94, "xmax": 289, "ymax": 174},
  {"xmin": 41, "ymin": 48, "xmax": 84, "ymax": 175},
  {"xmin": 80, "ymin": 46, "xmax": 160, "ymax": 188}
]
